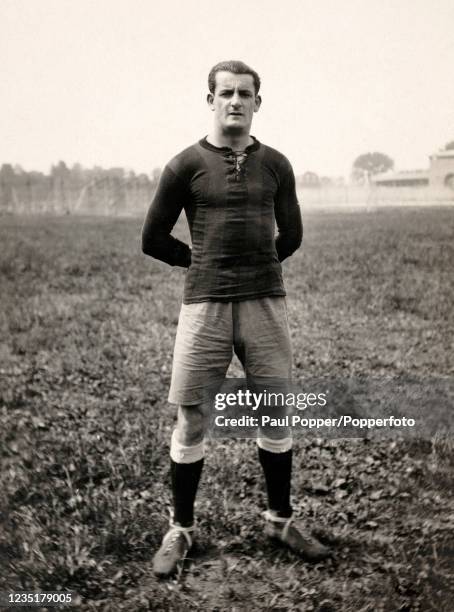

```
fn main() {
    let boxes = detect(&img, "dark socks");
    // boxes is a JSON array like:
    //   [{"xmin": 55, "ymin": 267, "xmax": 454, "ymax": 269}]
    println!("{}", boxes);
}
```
[
  {"xmin": 258, "ymin": 447, "xmax": 293, "ymax": 518},
  {"xmin": 170, "ymin": 458, "xmax": 204, "ymax": 527}
]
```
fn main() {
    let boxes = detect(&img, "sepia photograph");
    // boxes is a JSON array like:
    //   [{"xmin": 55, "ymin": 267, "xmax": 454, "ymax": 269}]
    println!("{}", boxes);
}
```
[{"xmin": 1, "ymin": 1, "xmax": 453, "ymax": 610}]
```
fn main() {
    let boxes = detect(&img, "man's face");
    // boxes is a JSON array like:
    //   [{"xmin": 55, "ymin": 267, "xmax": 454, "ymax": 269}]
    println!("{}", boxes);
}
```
[{"xmin": 207, "ymin": 71, "xmax": 261, "ymax": 134}]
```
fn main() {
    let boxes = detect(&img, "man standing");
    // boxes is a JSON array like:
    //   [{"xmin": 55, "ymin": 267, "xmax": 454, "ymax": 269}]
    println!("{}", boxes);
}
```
[{"xmin": 142, "ymin": 60, "xmax": 330, "ymax": 577}]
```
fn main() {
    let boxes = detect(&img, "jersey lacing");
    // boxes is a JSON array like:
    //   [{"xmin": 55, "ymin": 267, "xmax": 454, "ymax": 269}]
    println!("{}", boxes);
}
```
[{"xmin": 230, "ymin": 151, "xmax": 248, "ymax": 181}]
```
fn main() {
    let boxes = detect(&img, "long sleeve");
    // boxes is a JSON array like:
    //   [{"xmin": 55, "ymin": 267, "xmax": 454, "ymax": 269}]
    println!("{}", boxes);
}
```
[
  {"xmin": 141, "ymin": 166, "xmax": 192, "ymax": 268},
  {"xmin": 274, "ymin": 166, "xmax": 303, "ymax": 262}
]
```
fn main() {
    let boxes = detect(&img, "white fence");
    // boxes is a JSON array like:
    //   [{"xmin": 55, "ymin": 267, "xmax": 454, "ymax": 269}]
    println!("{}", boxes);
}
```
[
  {"xmin": 298, "ymin": 186, "xmax": 454, "ymax": 208},
  {"xmin": 2, "ymin": 184, "xmax": 454, "ymax": 216}
]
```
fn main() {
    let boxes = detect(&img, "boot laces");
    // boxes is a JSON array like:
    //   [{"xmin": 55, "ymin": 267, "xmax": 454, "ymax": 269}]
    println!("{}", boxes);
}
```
[
  {"xmin": 263, "ymin": 510, "xmax": 294, "ymax": 539},
  {"xmin": 162, "ymin": 524, "xmax": 193, "ymax": 554}
]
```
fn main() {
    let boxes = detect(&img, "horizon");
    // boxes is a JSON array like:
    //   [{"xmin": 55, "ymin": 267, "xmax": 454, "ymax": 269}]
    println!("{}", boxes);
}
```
[{"xmin": 2, "ymin": 145, "xmax": 451, "ymax": 182}]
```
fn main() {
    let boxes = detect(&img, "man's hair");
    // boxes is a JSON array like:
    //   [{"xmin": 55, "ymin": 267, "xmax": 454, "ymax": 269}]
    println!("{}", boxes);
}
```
[{"xmin": 208, "ymin": 60, "xmax": 261, "ymax": 95}]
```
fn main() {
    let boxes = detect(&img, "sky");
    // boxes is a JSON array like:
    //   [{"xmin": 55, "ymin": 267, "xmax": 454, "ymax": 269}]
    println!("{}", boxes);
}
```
[{"xmin": 1, "ymin": 0, "xmax": 454, "ymax": 178}]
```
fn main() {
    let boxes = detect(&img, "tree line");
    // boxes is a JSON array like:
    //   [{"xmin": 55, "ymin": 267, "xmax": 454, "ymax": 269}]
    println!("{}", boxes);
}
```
[
  {"xmin": 0, "ymin": 162, "xmax": 162, "ymax": 215},
  {"xmin": 2, "ymin": 141, "xmax": 453, "ymax": 213}
]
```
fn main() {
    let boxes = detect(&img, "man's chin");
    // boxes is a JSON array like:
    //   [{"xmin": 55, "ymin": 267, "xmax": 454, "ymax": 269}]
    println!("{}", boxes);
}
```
[{"xmin": 223, "ymin": 124, "xmax": 249, "ymax": 136}]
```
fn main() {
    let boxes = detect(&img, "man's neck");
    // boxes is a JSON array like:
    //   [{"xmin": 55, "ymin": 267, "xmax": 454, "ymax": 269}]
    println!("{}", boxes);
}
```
[{"xmin": 206, "ymin": 130, "xmax": 253, "ymax": 152}]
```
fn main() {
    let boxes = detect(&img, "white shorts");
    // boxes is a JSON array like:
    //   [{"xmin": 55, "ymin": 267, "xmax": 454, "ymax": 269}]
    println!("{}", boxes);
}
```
[{"xmin": 168, "ymin": 297, "xmax": 293, "ymax": 405}]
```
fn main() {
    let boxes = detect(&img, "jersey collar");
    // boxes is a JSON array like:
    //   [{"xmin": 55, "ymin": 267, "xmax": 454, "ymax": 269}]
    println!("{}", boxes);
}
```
[{"xmin": 199, "ymin": 135, "xmax": 260, "ymax": 153}]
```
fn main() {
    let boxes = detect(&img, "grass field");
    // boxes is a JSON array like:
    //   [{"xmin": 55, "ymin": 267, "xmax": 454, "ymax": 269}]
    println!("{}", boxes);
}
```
[{"xmin": 1, "ymin": 207, "xmax": 453, "ymax": 611}]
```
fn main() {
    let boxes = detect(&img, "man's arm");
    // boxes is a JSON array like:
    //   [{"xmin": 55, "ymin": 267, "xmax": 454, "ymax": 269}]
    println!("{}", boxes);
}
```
[
  {"xmin": 141, "ymin": 166, "xmax": 192, "ymax": 268},
  {"xmin": 274, "ymin": 164, "xmax": 303, "ymax": 262}
]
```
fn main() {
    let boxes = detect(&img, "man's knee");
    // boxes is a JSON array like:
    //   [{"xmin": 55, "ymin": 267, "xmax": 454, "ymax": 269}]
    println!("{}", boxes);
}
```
[
  {"xmin": 175, "ymin": 404, "xmax": 209, "ymax": 445},
  {"xmin": 257, "ymin": 433, "xmax": 292, "ymax": 453}
]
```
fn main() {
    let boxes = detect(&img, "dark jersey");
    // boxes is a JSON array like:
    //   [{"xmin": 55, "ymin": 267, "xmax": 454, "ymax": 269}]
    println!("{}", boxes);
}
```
[{"xmin": 142, "ymin": 137, "xmax": 302, "ymax": 303}]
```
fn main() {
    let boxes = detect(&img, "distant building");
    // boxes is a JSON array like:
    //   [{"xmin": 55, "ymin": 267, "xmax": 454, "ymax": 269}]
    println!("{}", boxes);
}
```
[
  {"xmin": 429, "ymin": 149, "xmax": 454, "ymax": 188},
  {"xmin": 372, "ymin": 169, "xmax": 429, "ymax": 187},
  {"xmin": 372, "ymin": 148, "xmax": 454, "ymax": 189}
]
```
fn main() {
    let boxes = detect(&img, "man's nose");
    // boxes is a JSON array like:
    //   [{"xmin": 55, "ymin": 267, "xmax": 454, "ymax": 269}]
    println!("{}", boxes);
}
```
[{"xmin": 230, "ymin": 92, "xmax": 242, "ymax": 107}]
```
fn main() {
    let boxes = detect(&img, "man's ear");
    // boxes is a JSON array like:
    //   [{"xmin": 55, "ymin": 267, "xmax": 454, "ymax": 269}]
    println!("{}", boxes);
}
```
[
  {"xmin": 207, "ymin": 93, "xmax": 214, "ymax": 109},
  {"xmin": 254, "ymin": 95, "xmax": 262, "ymax": 112}
]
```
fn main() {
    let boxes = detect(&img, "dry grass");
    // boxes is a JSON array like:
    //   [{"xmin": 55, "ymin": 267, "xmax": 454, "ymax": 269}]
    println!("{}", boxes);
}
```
[{"xmin": 1, "ymin": 207, "xmax": 453, "ymax": 611}]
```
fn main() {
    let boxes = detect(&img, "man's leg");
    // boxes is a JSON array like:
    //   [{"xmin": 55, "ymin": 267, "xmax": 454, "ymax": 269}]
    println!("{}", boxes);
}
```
[
  {"xmin": 257, "ymin": 434, "xmax": 293, "ymax": 518},
  {"xmin": 237, "ymin": 297, "xmax": 331, "ymax": 561},
  {"xmin": 153, "ymin": 301, "xmax": 232, "ymax": 577},
  {"xmin": 153, "ymin": 403, "xmax": 210, "ymax": 577},
  {"xmin": 170, "ymin": 404, "xmax": 208, "ymax": 527},
  {"xmin": 258, "ymin": 434, "xmax": 330, "ymax": 561},
  {"xmin": 234, "ymin": 297, "xmax": 295, "ymax": 516}
]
